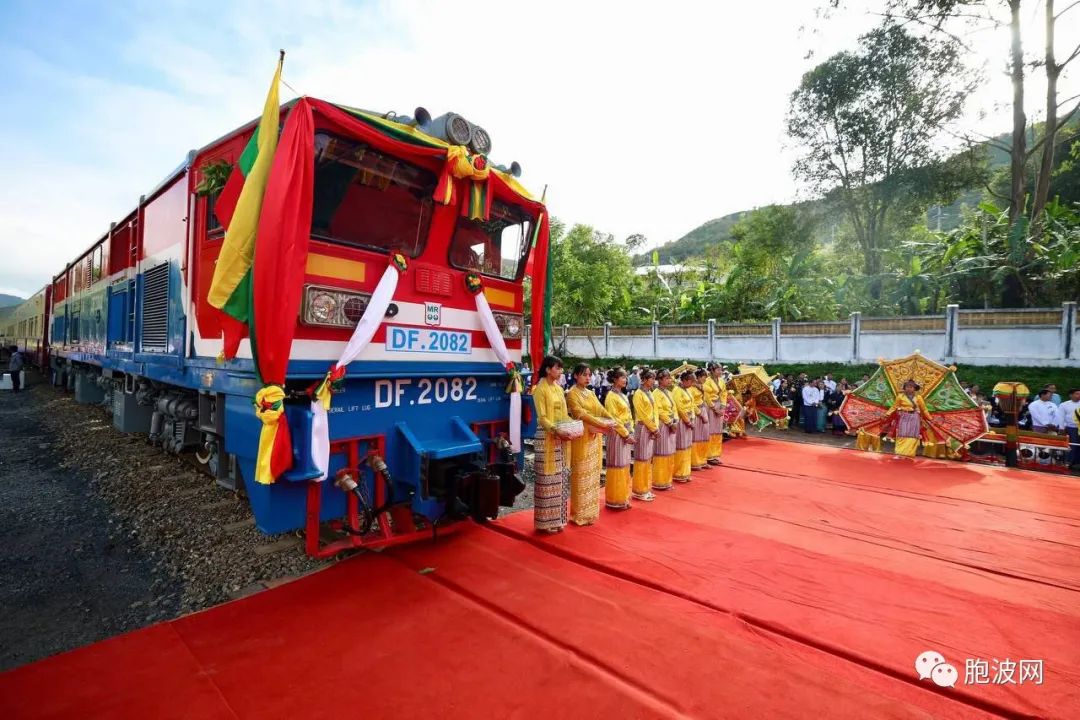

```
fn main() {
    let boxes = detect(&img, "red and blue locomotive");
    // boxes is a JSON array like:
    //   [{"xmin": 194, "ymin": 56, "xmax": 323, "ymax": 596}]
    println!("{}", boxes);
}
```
[{"xmin": 46, "ymin": 90, "xmax": 548, "ymax": 556}]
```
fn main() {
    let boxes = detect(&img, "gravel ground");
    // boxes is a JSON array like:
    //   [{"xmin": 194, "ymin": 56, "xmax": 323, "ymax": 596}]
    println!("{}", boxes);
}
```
[{"xmin": 0, "ymin": 377, "xmax": 326, "ymax": 670}]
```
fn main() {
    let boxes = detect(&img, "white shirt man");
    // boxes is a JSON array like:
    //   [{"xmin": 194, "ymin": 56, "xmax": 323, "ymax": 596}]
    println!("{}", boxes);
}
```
[
  {"xmin": 771, "ymin": 377, "xmax": 782, "ymax": 393},
  {"xmin": 801, "ymin": 383, "xmax": 823, "ymax": 407},
  {"xmin": 1027, "ymin": 392, "xmax": 1058, "ymax": 433},
  {"xmin": 1058, "ymin": 394, "xmax": 1080, "ymax": 431},
  {"xmin": 823, "ymin": 375, "xmax": 836, "ymax": 392}
]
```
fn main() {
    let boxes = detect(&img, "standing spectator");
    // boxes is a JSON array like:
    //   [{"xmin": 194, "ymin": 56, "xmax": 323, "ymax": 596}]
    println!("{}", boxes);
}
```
[
  {"xmin": 801, "ymin": 378, "xmax": 823, "ymax": 434},
  {"xmin": 627, "ymin": 367, "xmax": 641, "ymax": 398},
  {"xmin": 968, "ymin": 384, "xmax": 981, "ymax": 400},
  {"xmin": 823, "ymin": 373, "xmax": 837, "ymax": 392},
  {"xmin": 598, "ymin": 368, "xmax": 611, "ymax": 403},
  {"xmin": 1027, "ymin": 389, "xmax": 1058, "ymax": 434},
  {"xmin": 7, "ymin": 346, "xmax": 23, "ymax": 393},
  {"xmin": 824, "ymin": 382, "xmax": 845, "ymax": 435},
  {"xmin": 1057, "ymin": 388, "xmax": 1080, "ymax": 469},
  {"xmin": 792, "ymin": 373, "xmax": 809, "ymax": 428},
  {"xmin": 1046, "ymin": 383, "xmax": 1062, "ymax": 405},
  {"xmin": 771, "ymin": 375, "xmax": 782, "ymax": 393}
]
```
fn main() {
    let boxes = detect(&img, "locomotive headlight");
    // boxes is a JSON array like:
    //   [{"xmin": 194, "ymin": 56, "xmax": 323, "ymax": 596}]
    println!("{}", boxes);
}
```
[
  {"xmin": 504, "ymin": 315, "xmax": 522, "ymax": 338},
  {"xmin": 493, "ymin": 312, "xmax": 524, "ymax": 339},
  {"xmin": 310, "ymin": 293, "xmax": 338, "ymax": 323},
  {"xmin": 302, "ymin": 285, "xmax": 373, "ymax": 328}
]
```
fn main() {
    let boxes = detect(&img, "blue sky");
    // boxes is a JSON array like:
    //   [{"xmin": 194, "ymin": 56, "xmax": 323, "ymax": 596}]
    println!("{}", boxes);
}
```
[{"xmin": 0, "ymin": 0, "xmax": 1067, "ymax": 298}]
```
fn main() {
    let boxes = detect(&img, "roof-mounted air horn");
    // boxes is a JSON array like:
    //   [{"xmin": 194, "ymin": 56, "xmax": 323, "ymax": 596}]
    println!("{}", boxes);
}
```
[{"xmin": 387, "ymin": 106, "xmax": 432, "ymax": 129}]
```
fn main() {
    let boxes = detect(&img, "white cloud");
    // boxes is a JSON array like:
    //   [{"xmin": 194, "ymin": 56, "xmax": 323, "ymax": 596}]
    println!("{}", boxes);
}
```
[{"xmin": 0, "ymin": 0, "xmax": 1075, "ymax": 294}]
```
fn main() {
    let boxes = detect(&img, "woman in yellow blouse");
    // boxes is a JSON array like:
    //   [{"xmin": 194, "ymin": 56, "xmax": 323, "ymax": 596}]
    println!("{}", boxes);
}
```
[
  {"xmin": 603, "ymin": 368, "xmax": 635, "ymax": 510},
  {"xmin": 566, "ymin": 363, "xmax": 614, "ymax": 525},
  {"xmin": 672, "ymin": 371, "xmax": 696, "ymax": 482},
  {"xmin": 884, "ymin": 380, "xmax": 934, "ymax": 457},
  {"xmin": 531, "ymin": 355, "xmax": 574, "ymax": 532},
  {"xmin": 651, "ymin": 369, "xmax": 677, "ymax": 490},
  {"xmin": 690, "ymin": 369, "xmax": 710, "ymax": 470},
  {"xmin": 703, "ymin": 363, "xmax": 726, "ymax": 466},
  {"xmin": 632, "ymin": 369, "xmax": 659, "ymax": 501}
]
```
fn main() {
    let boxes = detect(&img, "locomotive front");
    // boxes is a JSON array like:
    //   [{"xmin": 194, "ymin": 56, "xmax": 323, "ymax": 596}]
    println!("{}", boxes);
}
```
[{"xmin": 201, "ymin": 103, "xmax": 542, "ymax": 552}]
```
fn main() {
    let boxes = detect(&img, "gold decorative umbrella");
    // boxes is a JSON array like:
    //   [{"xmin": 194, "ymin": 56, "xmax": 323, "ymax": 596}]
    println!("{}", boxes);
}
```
[{"xmin": 729, "ymin": 370, "xmax": 788, "ymax": 430}]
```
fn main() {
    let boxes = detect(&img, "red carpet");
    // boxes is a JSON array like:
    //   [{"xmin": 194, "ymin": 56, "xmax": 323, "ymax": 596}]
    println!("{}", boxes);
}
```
[{"xmin": 3, "ymin": 438, "xmax": 1078, "ymax": 719}]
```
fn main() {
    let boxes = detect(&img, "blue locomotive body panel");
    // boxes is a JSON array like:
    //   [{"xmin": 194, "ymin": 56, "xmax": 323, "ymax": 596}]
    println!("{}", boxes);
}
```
[{"xmin": 225, "ymin": 369, "xmax": 514, "ymax": 534}]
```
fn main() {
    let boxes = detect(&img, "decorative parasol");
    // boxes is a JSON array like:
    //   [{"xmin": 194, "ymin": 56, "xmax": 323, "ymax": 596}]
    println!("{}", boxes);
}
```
[
  {"xmin": 839, "ymin": 352, "xmax": 988, "ymax": 446},
  {"xmin": 729, "ymin": 370, "xmax": 788, "ymax": 430},
  {"xmin": 670, "ymin": 362, "xmax": 699, "ymax": 377},
  {"xmin": 737, "ymin": 364, "xmax": 775, "ymax": 386}
]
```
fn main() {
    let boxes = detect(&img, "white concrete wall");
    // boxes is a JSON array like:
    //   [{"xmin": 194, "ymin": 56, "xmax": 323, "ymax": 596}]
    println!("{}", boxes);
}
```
[
  {"xmin": 713, "ymin": 336, "xmax": 774, "ymax": 361},
  {"xmin": 563, "ymin": 335, "xmax": 607, "ymax": 357},
  {"xmin": 563, "ymin": 328, "xmax": 1078, "ymax": 366},
  {"xmin": 544, "ymin": 304, "xmax": 1079, "ymax": 367},
  {"xmin": 955, "ymin": 327, "xmax": 1061, "ymax": 364},
  {"xmin": 607, "ymin": 336, "xmax": 654, "ymax": 357},
  {"xmin": 779, "ymin": 336, "xmax": 850, "ymax": 363},
  {"xmin": 657, "ymin": 336, "xmax": 709, "ymax": 359},
  {"xmin": 858, "ymin": 333, "xmax": 946, "ymax": 363}
]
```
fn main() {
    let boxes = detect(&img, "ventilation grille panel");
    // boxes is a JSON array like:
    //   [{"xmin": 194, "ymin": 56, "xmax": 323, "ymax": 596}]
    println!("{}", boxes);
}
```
[{"xmin": 141, "ymin": 263, "xmax": 170, "ymax": 351}]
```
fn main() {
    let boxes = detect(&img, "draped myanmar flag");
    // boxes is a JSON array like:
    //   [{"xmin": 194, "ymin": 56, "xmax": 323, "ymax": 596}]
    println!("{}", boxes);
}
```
[
  {"xmin": 527, "ymin": 213, "xmax": 552, "ymax": 379},
  {"xmin": 207, "ymin": 53, "xmax": 283, "ymax": 362}
]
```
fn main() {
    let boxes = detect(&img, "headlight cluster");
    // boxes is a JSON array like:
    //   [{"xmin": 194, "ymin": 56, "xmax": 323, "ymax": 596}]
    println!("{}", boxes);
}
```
[
  {"xmin": 301, "ymin": 284, "xmax": 372, "ymax": 328},
  {"xmin": 493, "ymin": 312, "xmax": 524, "ymax": 339}
]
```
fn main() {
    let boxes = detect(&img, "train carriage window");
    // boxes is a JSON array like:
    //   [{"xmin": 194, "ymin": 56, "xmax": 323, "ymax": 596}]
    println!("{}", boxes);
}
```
[
  {"xmin": 449, "ymin": 202, "xmax": 533, "ymax": 281},
  {"xmin": 310, "ymin": 132, "xmax": 434, "ymax": 257},
  {"xmin": 92, "ymin": 247, "xmax": 102, "ymax": 283},
  {"xmin": 206, "ymin": 192, "xmax": 223, "ymax": 235}
]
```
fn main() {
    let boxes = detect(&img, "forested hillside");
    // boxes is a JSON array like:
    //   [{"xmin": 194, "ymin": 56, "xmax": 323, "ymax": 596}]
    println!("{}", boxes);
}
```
[{"xmin": 636, "ymin": 128, "xmax": 1038, "ymax": 266}]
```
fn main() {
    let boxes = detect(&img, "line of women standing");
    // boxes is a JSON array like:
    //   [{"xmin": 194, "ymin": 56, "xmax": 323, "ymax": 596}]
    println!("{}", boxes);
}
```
[{"xmin": 531, "ymin": 356, "xmax": 720, "ymax": 533}]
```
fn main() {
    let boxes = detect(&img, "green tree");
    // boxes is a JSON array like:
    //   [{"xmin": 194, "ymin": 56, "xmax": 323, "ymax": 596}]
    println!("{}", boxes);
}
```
[
  {"xmin": 905, "ymin": 200, "xmax": 1080, "ymax": 308},
  {"xmin": 547, "ymin": 223, "xmax": 637, "ymax": 354},
  {"xmin": 717, "ymin": 205, "xmax": 834, "ymax": 321},
  {"xmin": 787, "ymin": 23, "xmax": 982, "ymax": 299}
]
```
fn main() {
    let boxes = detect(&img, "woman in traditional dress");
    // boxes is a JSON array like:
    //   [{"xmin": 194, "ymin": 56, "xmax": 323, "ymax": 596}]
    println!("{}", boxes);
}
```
[
  {"xmin": 728, "ymin": 395, "xmax": 747, "ymax": 438},
  {"xmin": 703, "ymin": 362, "xmax": 726, "ymax": 466},
  {"xmin": 672, "ymin": 371, "xmax": 696, "ymax": 482},
  {"xmin": 565, "ymin": 363, "xmax": 614, "ymax": 526},
  {"xmin": 651, "ymin": 369, "xmax": 677, "ymax": 491},
  {"xmin": 631, "ymin": 369, "xmax": 659, "ymax": 501},
  {"xmin": 884, "ymin": 380, "xmax": 934, "ymax": 457},
  {"xmin": 689, "ymin": 369, "xmax": 710, "ymax": 470},
  {"xmin": 603, "ymin": 368, "xmax": 635, "ymax": 509},
  {"xmin": 531, "ymin": 355, "xmax": 574, "ymax": 532}
]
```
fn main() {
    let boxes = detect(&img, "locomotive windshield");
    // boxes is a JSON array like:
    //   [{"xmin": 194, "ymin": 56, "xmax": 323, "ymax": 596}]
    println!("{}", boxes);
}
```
[
  {"xmin": 449, "ymin": 202, "xmax": 532, "ymax": 281},
  {"xmin": 311, "ymin": 132, "xmax": 435, "ymax": 257}
]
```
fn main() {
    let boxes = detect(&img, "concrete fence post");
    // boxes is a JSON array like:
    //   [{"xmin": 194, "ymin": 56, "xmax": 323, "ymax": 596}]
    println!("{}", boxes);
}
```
[
  {"xmin": 708, "ymin": 318, "xmax": 716, "ymax": 359},
  {"xmin": 771, "ymin": 317, "xmax": 781, "ymax": 362},
  {"xmin": 850, "ymin": 311, "xmax": 861, "ymax": 362},
  {"xmin": 1062, "ymin": 301, "xmax": 1076, "ymax": 360},
  {"xmin": 652, "ymin": 321, "xmax": 660, "ymax": 359},
  {"xmin": 604, "ymin": 322, "xmax": 611, "ymax": 357},
  {"xmin": 944, "ymin": 305, "xmax": 959, "ymax": 361}
]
